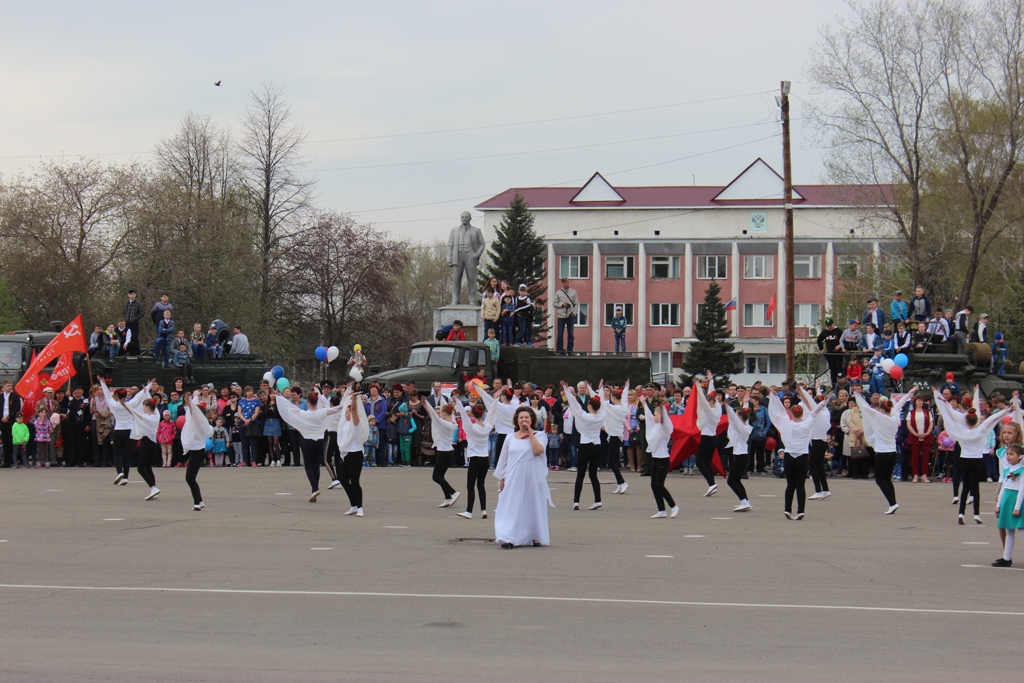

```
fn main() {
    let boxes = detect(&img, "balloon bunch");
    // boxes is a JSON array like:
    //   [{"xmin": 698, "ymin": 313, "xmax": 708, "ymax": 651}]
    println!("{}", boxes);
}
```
[
  {"xmin": 880, "ymin": 353, "xmax": 909, "ymax": 381},
  {"xmin": 262, "ymin": 365, "xmax": 290, "ymax": 392},
  {"xmin": 315, "ymin": 346, "xmax": 340, "ymax": 363}
]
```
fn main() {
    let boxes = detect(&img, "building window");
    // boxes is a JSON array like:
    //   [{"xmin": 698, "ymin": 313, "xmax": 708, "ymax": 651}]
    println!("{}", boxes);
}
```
[
  {"xmin": 793, "ymin": 255, "xmax": 821, "ymax": 279},
  {"xmin": 743, "ymin": 303, "xmax": 773, "ymax": 327},
  {"xmin": 743, "ymin": 255, "xmax": 774, "ymax": 279},
  {"xmin": 604, "ymin": 303, "xmax": 634, "ymax": 326},
  {"xmin": 559, "ymin": 255, "xmax": 589, "ymax": 279},
  {"xmin": 697, "ymin": 255, "xmax": 727, "ymax": 279},
  {"xmin": 576, "ymin": 302, "xmax": 589, "ymax": 327},
  {"xmin": 695, "ymin": 303, "xmax": 705, "ymax": 325},
  {"xmin": 837, "ymin": 255, "xmax": 864, "ymax": 278},
  {"xmin": 651, "ymin": 351, "xmax": 672, "ymax": 375},
  {"xmin": 605, "ymin": 255, "xmax": 634, "ymax": 279},
  {"xmin": 745, "ymin": 354, "xmax": 771, "ymax": 374},
  {"xmin": 650, "ymin": 255, "xmax": 680, "ymax": 279},
  {"xmin": 794, "ymin": 303, "xmax": 821, "ymax": 328},
  {"xmin": 650, "ymin": 303, "xmax": 680, "ymax": 327}
]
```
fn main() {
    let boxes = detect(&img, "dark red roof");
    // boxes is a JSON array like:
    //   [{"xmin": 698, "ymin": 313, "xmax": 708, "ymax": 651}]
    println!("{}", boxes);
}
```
[{"xmin": 475, "ymin": 183, "xmax": 891, "ymax": 210}]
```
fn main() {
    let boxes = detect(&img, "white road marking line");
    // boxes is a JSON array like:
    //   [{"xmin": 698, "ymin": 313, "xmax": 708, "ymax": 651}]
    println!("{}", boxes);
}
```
[
  {"xmin": 0, "ymin": 583, "xmax": 1021, "ymax": 616},
  {"xmin": 0, "ymin": 540, "xmax": 7, "ymax": 542},
  {"xmin": 711, "ymin": 517, "xmax": 732, "ymax": 520},
  {"xmin": 963, "ymin": 564, "xmax": 1024, "ymax": 572},
  {"xmin": 46, "ymin": 489, "xmax": 63, "ymax": 492},
  {"xmin": 684, "ymin": 535, "xmax": 705, "ymax": 538},
  {"xmin": 310, "ymin": 547, "xmax": 334, "ymax": 551},
  {"xmin": 274, "ymin": 493, "xmax": 292, "ymax": 496},
  {"xmin": 963, "ymin": 541, "xmax": 990, "ymax": 545},
  {"xmin": 383, "ymin": 526, "xmax": 408, "ymax": 529},
  {"xmin": 646, "ymin": 555, "xmax": 673, "ymax": 558},
  {"xmin": 103, "ymin": 518, "xmax": 125, "ymax": 521}
]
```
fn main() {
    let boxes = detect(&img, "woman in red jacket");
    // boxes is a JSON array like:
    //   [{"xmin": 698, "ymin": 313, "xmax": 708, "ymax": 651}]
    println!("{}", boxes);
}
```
[{"xmin": 906, "ymin": 395, "xmax": 934, "ymax": 483}]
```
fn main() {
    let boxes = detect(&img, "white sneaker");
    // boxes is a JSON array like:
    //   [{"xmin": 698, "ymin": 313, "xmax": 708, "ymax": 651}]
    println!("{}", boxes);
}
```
[
  {"xmin": 456, "ymin": 511, "xmax": 472, "ymax": 519},
  {"xmin": 967, "ymin": 496, "xmax": 975, "ymax": 506},
  {"xmin": 587, "ymin": 502, "xmax": 602, "ymax": 510},
  {"xmin": 809, "ymin": 492, "xmax": 824, "ymax": 501},
  {"xmin": 309, "ymin": 490, "xmax": 320, "ymax": 503},
  {"xmin": 784, "ymin": 511, "xmax": 794, "ymax": 520},
  {"xmin": 734, "ymin": 502, "xmax": 752, "ymax": 512},
  {"xmin": 704, "ymin": 484, "xmax": 718, "ymax": 497},
  {"xmin": 439, "ymin": 499, "xmax": 452, "ymax": 508},
  {"xmin": 820, "ymin": 491, "xmax": 831, "ymax": 500},
  {"xmin": 145, "ymin": 487, "xmax": 160, "ymax": 501},
  {"xmin": 952, "ymin": 496, "xmax": 960, "ymax": 505},
  {"xmin": 613, "ymin": 484, "xmax": 623, "ymax": 494},
  {"xmin": 795, "ymin": 512, "xmax": 805, "ymax": 520},
  {"xmin": 328, "ymin": 480, "xmax": 341, "ymax": 490},
  {"xmin": 193, "ymin": 504, "xmax": 202, "ymax": 511},
  {"xmin": 199, "ymin": 501, "xmax": 205, "ymax": 509},
  {"xmin": 651, "ymin": 511, "xmax": 667, "ymax": 518},
  {"xmin": 572, "ymin": 502, "xmax": 580, "ymax": 510},
  {"xmin": 669, "ymin": 506, "xmax": 679, "ymax": 518},
  {"xmin": 568, "ymin": 467, "xmax": 577, "ymax": 472},
  {"xmin": 974, "ymin": 515, "xmax": 984, "ymax": 525},
  {"xmin": 481, "ymin": 510, "xmax": 488, "ymax": 519},
  {"xmin": 619, "ymin": 482, "xmax": 629, "ymax": 494},
  {"xmin": 120, "ymin": 478, "xmax": 128, "ymax": 485},
  {"xmin": 356, "ymin": 508, "xmax": 364, "ymax": 517},
  {"xmin": 343, "ymin": 507, "xmax": 358, "ymax": 516},
  {"xmin": 449, "ymin": 491, "xmax": 461, "ymax": 506},
  {"xmin": 113, "ymin": 473, "xmax": 124, "ymax": 485},
  {"xmin": 885, "ymin": 504, "xmax": 899, "ymax": 515}
]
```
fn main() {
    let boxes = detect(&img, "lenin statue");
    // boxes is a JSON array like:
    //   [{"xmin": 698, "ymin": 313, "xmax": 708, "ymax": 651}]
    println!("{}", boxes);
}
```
[{"xmin": 447, "ymin": 211, "xmax": 486, "ymax": 306}]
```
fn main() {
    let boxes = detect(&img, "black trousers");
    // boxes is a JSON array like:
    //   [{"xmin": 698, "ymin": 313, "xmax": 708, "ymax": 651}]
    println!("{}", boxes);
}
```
[
  {"xmin": 433, "ymin": 450, "xmax": 456, "ymax": 499},
  {"xmin": 605, "ymin": 435, "xmax": 625, "ymax": 485},
  {"xmin": 185, "ymin": 448, "xmax": 205, "ymax": 505},
  {"xmin": 290, "ymin": 430, "xmax": 304, "ymax": 466},
  {"xmin": 1, "ymin": 420, "xmax": 13, "ymax": 466},
  {"xmin": 650, "ymin": 458, "xmax": 675, "ymax": 511},
  {"xmin": 874, "ymin": 451, "xmax": 897, "ymax": 506},
  {"xmin": 138, "ymin": 437, "xmax": 158, "ymax": 488},
  {"xmin": 696, "ymin": 435, "xmax": 718, "ymax": 486},
  {"xmin": 493, "ymin": 433, "xmax": 507, "ymax": 469},
  {"xmin": 784, "ymin": 454, "xmax": 808, "ymax": 514},
  {"xmin": 825, "ymin": 352, "xmax": 844, "ymax": 385},
  {"xmin": 340, "ymin": 450, "xmax": 363, "ymax": 508},
  {"xmin": 727, "ymin": 451, "xmax": 749, "ymax": 502},
  {"xmin": 465, "ymin": 456, "xmax": 488, "ymax": 512},
  {"xmin": 301, "ymin": 438, "xmax": 324, "ymax": 493},
  {"xmin": 65, "ymin": 427, "xmax": 87, "ymax": 467},
  {"xmin": 751, "ymin": 439, "xmax": 768, "ymax": 473},
  {"xmin": 809, "ymin": 439, "xmax": 830, "ymax": 493},
  {"xmin": 951, "ymin": 444, "xmax": 962, "ymax": 497},
  {"xmin": 113, "ymin": 430, "xmax": 132, "ymax": 477},
  {"xmin": 326, "ymin": 432, "xmax": 342, "ymax": 477},
  {"xmin": 574, "ymin": 442, "xmax": 601, "ymax": 504},
  {"xmin": 959, "ymin": 457, "xmax": 984, "ymax": 515}
]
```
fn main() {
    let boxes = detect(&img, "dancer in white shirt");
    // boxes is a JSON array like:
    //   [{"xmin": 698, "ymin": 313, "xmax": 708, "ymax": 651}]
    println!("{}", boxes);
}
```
[
  {"xmin": 494, "ymin": 405, "xmax": 552, "ymax": 548},
  {"xmin": 99, "ymin": 379, "xmax": 147, "ymax": 486},
  {"xmin": 181, "ymin": 391, "xmax": 214, "ymax": 511},
  {"xmin": 335, "ymin": 389, "xmax": 369, "ymax": 517},
  {"xmin": 423, "ymin": 400, "xmax": 461, "ymax": 508},
  {"xmin": 562, "ymin": 381, "xmax": 606, "ymax": 510},
  {"xmin": 454, "ymin": 400, "xmax": 491, "ymax": 519},
  {"xmin": 598, "ymin": 381, "xmax": 630, "ymax": 494},
  {"xmin": 277, "ymin": 389, "xmax": 344, "ymax": 503},
  {"xmin": 853, "ymin": 388, "xmax": 915, "ymax": 514},
  {"xmin": 694, "ymin": 375, "xmax": 723, "ymax": 497},
  {"xmin": 723, "ymin": 403, "xmax": 754, "ymax": 512},
  {"xmin": 768, "ymin": 388, "xmax": 827, "ymax": 519},
  {"xmin": 120, "ymin": 380, "xmax": 160, "ymax": 501},
  {"xmin": 642, "ymin": 395, "xmax": 678, "ymax": 518}
]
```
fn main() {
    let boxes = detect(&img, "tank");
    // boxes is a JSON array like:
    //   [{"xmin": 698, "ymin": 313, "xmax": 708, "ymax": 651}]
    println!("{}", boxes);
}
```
[{"xmin": 902, "ymin": 351, "xmax": 1024, "ymax": 398}]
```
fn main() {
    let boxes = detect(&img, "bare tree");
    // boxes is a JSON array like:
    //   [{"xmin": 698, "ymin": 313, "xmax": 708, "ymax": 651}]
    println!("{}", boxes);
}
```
[
  {"xmin": 155, "ymin": 112, "xmax": 238, "ymax": 206},
  {"xmin": 238, "ymin": 83, "xmax": 315, "ymax": 328}
]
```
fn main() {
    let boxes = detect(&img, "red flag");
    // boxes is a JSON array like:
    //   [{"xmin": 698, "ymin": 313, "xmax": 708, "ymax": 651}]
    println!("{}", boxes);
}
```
[
  {"xmin": 15, "ymin": 350, "xmax": 42, "ymax": 415},
  {"xmin": 15, "ymin": 316, "xmax": 87, "ymax": 397},
  {"xmin": 766, "ymin": 293, "xmax": 777, "ymax": 324},
  {"xmin": 49, "ymin": 352, "xmax": 77, "ymax": 386},
  {"xmin": 669, "ymin": 383, "xmax": 727, "ymax": 477}
]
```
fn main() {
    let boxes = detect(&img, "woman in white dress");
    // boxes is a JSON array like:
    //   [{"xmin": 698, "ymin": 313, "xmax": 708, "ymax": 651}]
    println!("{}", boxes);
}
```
[{"xmin": 494, "ymin": 405, "xmax": 552, "ymax": 548}]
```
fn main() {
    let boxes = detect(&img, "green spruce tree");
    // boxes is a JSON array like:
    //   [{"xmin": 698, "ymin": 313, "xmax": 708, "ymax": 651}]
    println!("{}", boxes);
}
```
[
  {"xmin": 683, "ymin": 279, "xmax": 742, "ymax": 384},
  {"xmin": 480, "ymin": 193, "xmax": 547, "ymax": 342}
]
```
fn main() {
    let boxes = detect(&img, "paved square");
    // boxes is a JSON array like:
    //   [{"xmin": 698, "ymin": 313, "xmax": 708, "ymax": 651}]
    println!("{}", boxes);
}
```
[{"xmin": 0, "ymin": 466, "xmax": 1016, "ymax": 682}]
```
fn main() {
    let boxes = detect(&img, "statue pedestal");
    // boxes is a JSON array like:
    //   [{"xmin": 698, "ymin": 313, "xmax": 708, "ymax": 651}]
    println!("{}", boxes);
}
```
[{"xmin": 434, "ymin": 305, "xmax": 482, "ymax": 341}]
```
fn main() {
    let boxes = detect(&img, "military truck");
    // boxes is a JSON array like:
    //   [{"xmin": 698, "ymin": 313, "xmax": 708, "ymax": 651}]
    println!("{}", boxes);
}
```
[
  {"xmin": 0, "ymin": 330, "xmax": 271, "ymax": 390},
  {"xmin": 362, "ymin": 341, "xmax": 651, "ymax": 394}
]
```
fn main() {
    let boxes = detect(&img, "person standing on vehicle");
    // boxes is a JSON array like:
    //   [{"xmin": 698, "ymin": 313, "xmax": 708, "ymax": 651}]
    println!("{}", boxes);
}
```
[
  {"xmin": 552, "ymin": 278, "xmax": 579, "ymax": 356},
  {"xmin": 954, "ymin": 306, "xmax": 972, "ymax": 354},
  {"xmin": 150, "ymin": 294, "xmax": 173, "ymax": 354},
  {"xmin": 123, "ymin": 288, "xmax": 143, "ymax": 355},
  {"xmin": 816, "ymin": 318, "xmax": 843, "ymax": 385},
  {"xmin": 514, "ymin": 284, "xmax": 534, "ymax": 346},
  {"xmin": 890, "ymin": 290, "xmax": 909, "ymax": 325}
]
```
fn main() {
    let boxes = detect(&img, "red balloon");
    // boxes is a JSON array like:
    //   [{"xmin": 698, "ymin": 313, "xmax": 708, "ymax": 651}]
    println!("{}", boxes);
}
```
[
  {"xmin": 175, "ymin": 415, "xmax": 186, "ymax": 430},
  {"xmin": 889, "ymin": 366, "xmax": 904, "ymax": 381},
  {"xmin": 765, "ymin": 437, "xmax": 777, "ymax": 452}
]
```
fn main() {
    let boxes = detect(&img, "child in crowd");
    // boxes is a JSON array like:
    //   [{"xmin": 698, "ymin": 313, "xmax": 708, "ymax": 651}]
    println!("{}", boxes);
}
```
[
  {"xmin": 205, "ymin": 325, "xmax": 223, "ymax": 359},
  {"xmin": 173, "ymin": 343, "xmax": 194, "ymax": 382},
  {"xmin": 104, "ymin": 323, "xmax": 121, "ymax": 359},
  {"xmin": 156, "ymin": 309, "xmax": 175, "ymax": 367},
  {"xmin": 846, "ymin": 355, "xmax": 861, "ymax": 384},
  {"xmin": 397, "ymin": 404, "xmax": 413, "ymax": 467},
  {"xmin": 33, "ymin": 405, "xmax": 54, "ymax": 468},
  {"xmin": 212, "ymin": 416, "xmax": 229, "ymax": 467},
  {"xmin": 882, "ymin": 329, "xmax": 895, "ymax": 359},
  {"xmin": 868, "ymin": 348, "xmax": 886, "ymax": 396},
  {"xmin": 364, "ymin": 416, "xmax": 379, "ymax": 467},
  {"xmin": 500, "ymin": 293, "xmax": 516, "ymax": 346},
  {"xmin": 546, "ymin": 422, "xmax": 563, "ymax": 471},
  {"xmin": 993, "ymin": 443, "xmax": 1024, "ymax": 567},
  {"xmin": 190, "ymin": 323, "xmax": 206, "ymax": 362},
  {"xmin": 157, "ymin": 410, "xmax": 177, "ymax": 467},
  {"xmin": 11, "ymin": 412, "xmax": 29, "ymax": 468},
  {"xmin": 484, "ymin": 327, "xmax": 500, "ymax": 362},
  {"xmin": 385, "ymin": 411, "xmax": 400, "ymax": 465}
]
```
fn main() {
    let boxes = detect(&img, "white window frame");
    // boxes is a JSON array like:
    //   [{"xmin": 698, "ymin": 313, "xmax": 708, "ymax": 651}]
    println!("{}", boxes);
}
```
[
  {"xmin": 559, "ymin": 255, "xmax": 589, "ymax": 279},
  {"xmin": 650, "ymin": 255, "xmax": 680, "ymax": 280},
  {"xmin": 794, "ymin": 303, "xmax": 821, "ymax": 328},
  {"xmin": 837, "ymin": 255, "xmax": 864, "ymax": 278},
  {"xmin": 743, "ymin": 303, "xmax": 773, "ymax": 327},
  {"xmin": 793, "ymin": 255, "xmax": 821, "ymax": 279},
  {"xmin": 576, "ymin": 302, "xmax": 589, "ymax": 327},
  {"xmin": 605, "ymin": 255, "xmax": 635, "ymax": 279},
  {"xmin": 650, "ymin": 303, "xmax": 679, "ymax": 327},
  {"xmin": 695, "ymin": 303, "xmax": 705, "ymax": 325},
  {"xmin": 651, "ymin": 351, "xmax": 672, "ymax": 375},
  {"xmin": 745, "ymin": 354, "xmax": 770, "ymax": 374},
  {"xmin": 696, "ymin": 255, "xmax": 727, "ymax": 280},
  {"xmin": 604, "ymin": 302, "xmax": 634, "ymax": 326},
  {"xmin": 743, "ymin": 254, "xmax": 774, "ymax": 279}
]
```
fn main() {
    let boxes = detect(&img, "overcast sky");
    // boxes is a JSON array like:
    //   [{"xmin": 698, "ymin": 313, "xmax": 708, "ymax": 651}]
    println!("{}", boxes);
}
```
[{"xmin": 0, "ymin": 1, "xmax": 849, "ymax": 244}]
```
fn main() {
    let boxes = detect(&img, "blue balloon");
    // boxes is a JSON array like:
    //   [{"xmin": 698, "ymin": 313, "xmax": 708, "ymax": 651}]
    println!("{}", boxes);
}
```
[
  {"xmin": 314, "ymin": 346, "xmax": 328, "ymax": 362},
  {"xmin": 205, "ymin": 438, "xmax": 214, "ymax": 451},
  {"xmin": 894, "ymin": 353, "xmax": 909, "ymax": 368},
  {"xmin": 272, "ymin": 365, "xmax": 285, "ymax": 380}
]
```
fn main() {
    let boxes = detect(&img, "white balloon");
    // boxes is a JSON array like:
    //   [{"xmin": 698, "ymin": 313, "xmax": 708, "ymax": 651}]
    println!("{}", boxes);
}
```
[
  {"xmin": 263, "ymin": 371, "xmax": 275, "ymax": 383},
  {"xmin": 881, "ymin": 359, "xmax": 895, "ymax": 372},
  {"xmin": 327, "ymin": 346, "xmax": 340, "ymax": 363},
  {"xmin": 348, "ymin": 367, "xmax": 363, "ymax": 383}
]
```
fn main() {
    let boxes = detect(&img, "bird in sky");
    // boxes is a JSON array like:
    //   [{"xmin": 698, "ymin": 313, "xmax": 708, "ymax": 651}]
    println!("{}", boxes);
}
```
[{"xmin": 214, "ymin": 80, "xmax": 222, "ymax": 86}]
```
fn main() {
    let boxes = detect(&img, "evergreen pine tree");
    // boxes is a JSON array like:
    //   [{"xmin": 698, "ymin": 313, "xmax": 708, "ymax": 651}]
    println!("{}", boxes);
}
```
[
  {"xmin": 682, "ymin": 280, "xmax": 742, "ymax": 384},
  {"xmin": 480, "ymin": 193, "xmax": 547, "ymax": 341}
]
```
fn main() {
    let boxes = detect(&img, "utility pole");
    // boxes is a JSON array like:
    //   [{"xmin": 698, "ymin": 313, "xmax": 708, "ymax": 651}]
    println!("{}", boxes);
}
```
[{"xmin": 780, "ymin": 80, "xmax": 795, "ymax": 381}]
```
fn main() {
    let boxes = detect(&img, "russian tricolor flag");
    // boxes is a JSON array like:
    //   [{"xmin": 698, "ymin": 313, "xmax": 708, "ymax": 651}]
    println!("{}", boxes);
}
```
[{"xmin": 724, "ymin": 299, "xmax": 737, "ymax": 312}]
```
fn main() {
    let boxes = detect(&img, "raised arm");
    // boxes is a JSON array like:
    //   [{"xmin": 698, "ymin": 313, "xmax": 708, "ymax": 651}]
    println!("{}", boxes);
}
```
[
  {"xmin": 561, "ymin": 382, "xmax": 585, "ymax": 422},
  {"xmin": 477, "ymin": 389, "xmax": 496, "ymax": 413},
  {"xmin": 980, "ymin": 407, "xmax": 1013, "ymax": 434},
  {"xmin": 766, "ymin": 391, "xmax": 788, "ymax": 429},
  {"xmin": 811, "ymin": 393, "xmax": 835, "ymax": 417},
  {"xmin": 890, "ymin": 386, "xmax": 917, "ymax": 417}
]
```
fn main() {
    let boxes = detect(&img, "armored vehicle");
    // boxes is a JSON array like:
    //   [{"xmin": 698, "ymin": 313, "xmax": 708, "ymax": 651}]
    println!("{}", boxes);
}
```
[{"xmin": 362, "ymin": 341, "xmax": 651, "ymax": 395}]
